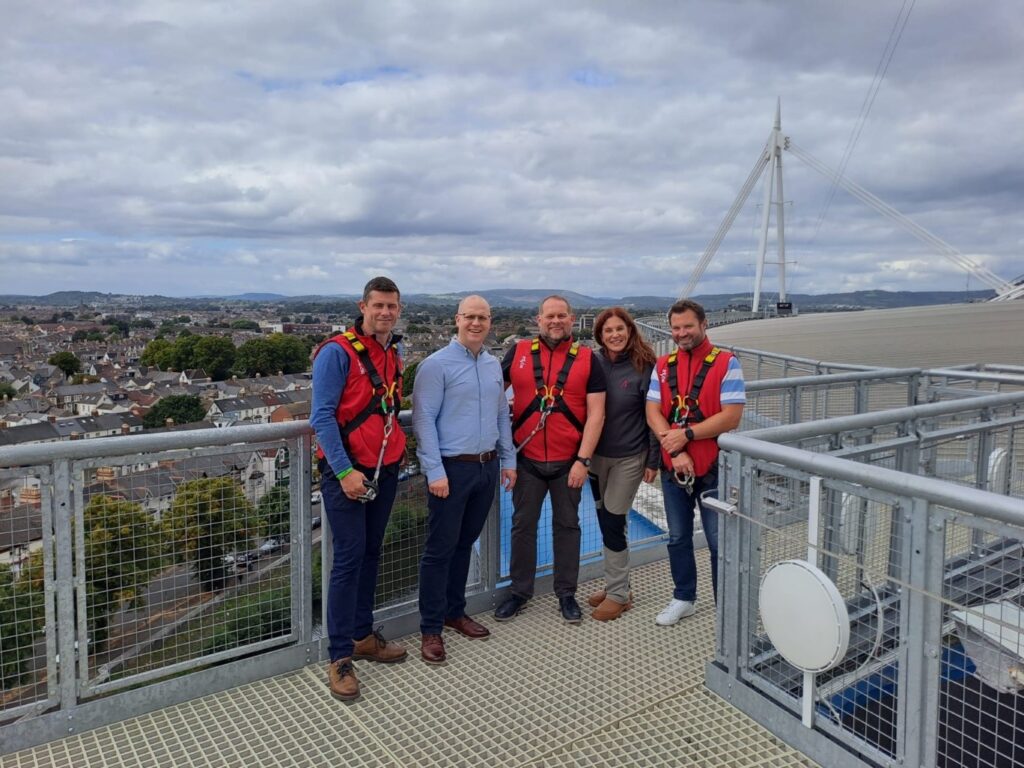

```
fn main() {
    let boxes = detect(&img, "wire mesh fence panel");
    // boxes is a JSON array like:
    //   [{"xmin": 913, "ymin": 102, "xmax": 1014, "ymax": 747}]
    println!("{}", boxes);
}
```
[
  {"xmin": 375, "ymin": 460, "xmax": 430, "ymax": 610},
  {"xmin": 71, "ymin": 441, "xmax": 298, "ymax": 697},
  {"xmin": 735, "ymin": 462, "xmax": 911, "ymax": 762},
  {"xmin": 0, "ymin": 467, "xmax": 57, "ymax": 723},
  {"xmin": 938, "ymin": 512, "xmax": 1024, "ymax": 768}
]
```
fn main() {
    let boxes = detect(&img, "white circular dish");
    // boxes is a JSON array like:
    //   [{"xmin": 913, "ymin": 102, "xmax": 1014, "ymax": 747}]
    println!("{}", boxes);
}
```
[{"xmin": 759, "ymin": 559, "xmax": 850, "ymax": 673}]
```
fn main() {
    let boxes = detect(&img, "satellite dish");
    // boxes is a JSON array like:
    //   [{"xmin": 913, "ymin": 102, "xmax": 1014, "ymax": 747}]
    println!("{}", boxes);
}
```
[
  {"xmin": 760, "ymin": 559, "xmax": 850, "ymax": 673},
  {"xmin": 988, "ymin": 447, "xmax": 1009, "ymax": 495}
]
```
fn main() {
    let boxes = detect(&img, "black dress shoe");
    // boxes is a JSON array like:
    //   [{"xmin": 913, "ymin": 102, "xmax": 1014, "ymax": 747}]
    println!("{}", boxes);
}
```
[
  {"xmin": 494, "ymin": 594, "xmax": 528, "ymax": 621},
  {"xmin": 559, "ymin": 595, "xmax": 582, "ymax": 624}
]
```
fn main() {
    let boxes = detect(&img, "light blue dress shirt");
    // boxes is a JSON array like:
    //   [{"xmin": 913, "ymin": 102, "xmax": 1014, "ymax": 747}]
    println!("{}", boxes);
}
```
[{"xmin": 412, "ymin": 338, "xmax": 516, "ymax": 484}]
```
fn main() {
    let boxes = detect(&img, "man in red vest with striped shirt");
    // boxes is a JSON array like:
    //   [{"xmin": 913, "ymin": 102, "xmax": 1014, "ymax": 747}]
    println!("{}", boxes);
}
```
[
  {"xmin": 494, "ymin": 295, "xmax": 606, "ymax": 624},
  {"xmin": 646, "ymin": 299, "xmax": 745, "ymax": 626}
]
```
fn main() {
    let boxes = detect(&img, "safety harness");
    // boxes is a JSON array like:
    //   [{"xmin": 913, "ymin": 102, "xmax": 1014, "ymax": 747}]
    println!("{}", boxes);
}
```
[
  {"xmin": 666, "ymin": 345, "xmax": 721, "ymax": 493},
  {"xmin": 338, "ymin": 331, "xmax": 402, "ymax": 501},
  {"xmin": 666, "ymin": 346, "xmax": 721, "ymax": 427},
  {"xmin": 512, "ymin": 338, "xmax": 583, "ymax": 453}
]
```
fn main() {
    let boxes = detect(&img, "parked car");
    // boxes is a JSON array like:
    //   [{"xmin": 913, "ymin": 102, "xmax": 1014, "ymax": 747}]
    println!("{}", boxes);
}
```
[
  {"xmin": 258, "ymin": 538, "xmax": 283, "ymax": 556},
  {"xmin": 311, "ymin": 515, "xmax": 322, "ymax": 529},
  {"xmin": 235, "ymin": 551, "xmax": 258, "ymax": 570},
  {"xmin": 311, "ymin": 490, "xmax": 322, "ymax": 505}
]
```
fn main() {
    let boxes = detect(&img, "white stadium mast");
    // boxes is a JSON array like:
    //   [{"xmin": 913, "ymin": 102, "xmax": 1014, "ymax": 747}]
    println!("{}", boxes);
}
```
[{"xmin": 681, "ymin": 101, "xmax": 1021, "ymax": 306}]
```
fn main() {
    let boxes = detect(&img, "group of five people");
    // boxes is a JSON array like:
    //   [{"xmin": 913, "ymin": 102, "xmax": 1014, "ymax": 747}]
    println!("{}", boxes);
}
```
[{"xmin": 310, "ymin": 277, "xmax": 745, "ymax": 702}]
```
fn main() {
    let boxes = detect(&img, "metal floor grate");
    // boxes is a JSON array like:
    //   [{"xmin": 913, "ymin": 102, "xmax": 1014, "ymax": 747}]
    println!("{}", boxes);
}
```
[{"xmin": 2, "ymin": 560, "xmax": 816, "ymax": 767}]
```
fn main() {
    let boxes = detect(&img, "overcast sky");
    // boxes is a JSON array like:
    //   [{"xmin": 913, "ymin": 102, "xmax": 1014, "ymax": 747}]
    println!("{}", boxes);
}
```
[{"xmin": 2, "ymin": 1, "xmax": 1021, "ymax": 299}]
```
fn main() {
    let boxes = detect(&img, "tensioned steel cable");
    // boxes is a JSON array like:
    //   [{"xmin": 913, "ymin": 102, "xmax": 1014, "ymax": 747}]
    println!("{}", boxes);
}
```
[{"xmin": 809, "ymin": 0, "xmax": 917, "ymax": 247}]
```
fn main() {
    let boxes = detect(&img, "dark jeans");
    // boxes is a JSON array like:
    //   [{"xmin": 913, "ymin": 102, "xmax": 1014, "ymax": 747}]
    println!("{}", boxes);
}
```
[
  {"xmin": 509, "ymin": 457, "xmax": 581, "ymax": 599},
  {"xmin": 660, "ymin": 467, "xmax": 719, "ymax": 603},
  {"xmin": 418, "ymin": 457, "xmax": 498, "ymax": 634},
  {"xmin": 320, "ymin": 458, "xmax": 399, "ymax": 662}
]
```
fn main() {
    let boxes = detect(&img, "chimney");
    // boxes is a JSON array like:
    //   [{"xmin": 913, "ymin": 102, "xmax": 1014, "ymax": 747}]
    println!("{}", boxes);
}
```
[
  {"xmin": 92, "ymin": 410, "xmax": 99, "ymax": 417},
  {"xmin": 121, "ymin": 423, "xmax": 130, "ymax": 435},
  {"xmin": 277, "ymin": 370, "xmax": 284, "ymax": 376},
  {"xmin": 48, "ymin": 415, "xmax": 57, "ymax": 424},
  {"xmin": 165, "ymin": 418, "xmax": 174, "ymax": 427}
]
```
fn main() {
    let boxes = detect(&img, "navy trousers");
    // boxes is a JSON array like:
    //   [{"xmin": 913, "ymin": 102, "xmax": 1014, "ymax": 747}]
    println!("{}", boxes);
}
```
[
  {"xmin": 418, "ymin": 457, "xmax": 498, "ymax": 635},
  {"xmin": 320, "ymin": 459, "xmax": 399, "ymax": 662}
]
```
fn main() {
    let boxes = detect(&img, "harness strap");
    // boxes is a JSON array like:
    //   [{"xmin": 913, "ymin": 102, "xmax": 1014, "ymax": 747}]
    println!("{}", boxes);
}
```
[
  {"xmin": 512, "ymin": 339, "xmax": 583, "ymax": 435},
  {"xmin": 667, "ymin": 346, "xmax": 720, "ymax": 426},
  {"xmin": 338, "ymin": 331, "xmax": 403, "ymax": 438}
]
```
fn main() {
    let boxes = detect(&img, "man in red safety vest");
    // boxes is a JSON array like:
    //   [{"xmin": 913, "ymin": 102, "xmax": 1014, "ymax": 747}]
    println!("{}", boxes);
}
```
[
  {"xmin": 494, "ymin": 295, "xmax": 607, "ymax": 624},
  {"xmin": 311, "ymin": 276, "xmax": 409, "ymax": 702},
  {"xmin": 646, "ymin": 299, "xmax": 746, "ymax": 626}
]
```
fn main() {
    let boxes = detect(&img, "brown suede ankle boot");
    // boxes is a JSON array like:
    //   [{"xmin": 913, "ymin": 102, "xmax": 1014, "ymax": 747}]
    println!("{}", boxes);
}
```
[
  {"xmin": 327, "ymin": 658, "xmax": 359, "ymax": 701},
  {"xmin": 353, "ymin": 627, "xmax": 408, "ymax": 663}
]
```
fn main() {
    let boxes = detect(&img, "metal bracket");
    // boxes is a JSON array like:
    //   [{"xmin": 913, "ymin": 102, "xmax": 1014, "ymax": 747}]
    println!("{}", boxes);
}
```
[{"xmin": 703, "ymin": 496, "xmax": 738, "ymax": 517}]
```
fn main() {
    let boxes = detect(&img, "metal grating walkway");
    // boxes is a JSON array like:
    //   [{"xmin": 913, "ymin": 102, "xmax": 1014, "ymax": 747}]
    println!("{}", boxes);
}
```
[{"xmin": 2, "ymin": 560, "xmax": 816, "ymax": 768}]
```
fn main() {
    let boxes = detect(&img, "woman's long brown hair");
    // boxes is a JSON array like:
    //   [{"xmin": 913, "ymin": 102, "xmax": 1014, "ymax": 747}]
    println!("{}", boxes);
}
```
[{"xmin": 593, "ymin": 307, "xmax": 656, "ymax": 374}]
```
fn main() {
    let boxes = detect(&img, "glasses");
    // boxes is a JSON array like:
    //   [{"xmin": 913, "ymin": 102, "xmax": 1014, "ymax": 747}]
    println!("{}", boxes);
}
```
[{"xmin": 458, "ymin": 314, "xmax": 491, "ymax": 323}]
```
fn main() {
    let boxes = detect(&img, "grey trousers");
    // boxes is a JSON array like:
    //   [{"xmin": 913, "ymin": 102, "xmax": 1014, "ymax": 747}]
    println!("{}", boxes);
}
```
[
  {"xmin": 509, "ymin": 458, "xmax": 581, "ymax": 599},
  {"xmin": 590, "ymin": 452, "xmax": 646, "ymax": 603}
]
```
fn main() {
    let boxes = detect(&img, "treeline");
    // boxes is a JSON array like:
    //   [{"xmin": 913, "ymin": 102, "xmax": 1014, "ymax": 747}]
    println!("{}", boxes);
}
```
[
  {"xmin": 140, "ymin": 332, "xmax": 313, "ymax": 380},
  {"xmin": 1, "ymin": 478, "xmax": 290, "ymax": 690}
]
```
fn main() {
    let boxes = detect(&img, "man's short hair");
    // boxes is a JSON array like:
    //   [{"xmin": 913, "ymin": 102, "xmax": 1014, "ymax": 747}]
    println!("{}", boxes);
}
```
[
  {"xmin": 363, "ymin": 276, "xmax": 400, "ymax": 302},
  {"xmin": 539, "ymin": 294, "xmax": 573, "ymax": 316},
  {"xmin": 667, "ymin": 299, "xmax": 706, "ymax": 323}
]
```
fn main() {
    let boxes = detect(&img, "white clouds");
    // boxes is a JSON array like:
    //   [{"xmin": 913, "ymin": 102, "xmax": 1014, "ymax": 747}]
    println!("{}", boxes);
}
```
[{"xmin": 0, "ymin": 1, "xmax": 1021, "ymax": 298}]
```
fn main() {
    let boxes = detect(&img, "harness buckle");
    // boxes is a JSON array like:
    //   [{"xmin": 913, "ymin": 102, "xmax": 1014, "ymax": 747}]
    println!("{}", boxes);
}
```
[{"xmin": 356, "ymin": 478, "xmax": 379, "ymax": 504}]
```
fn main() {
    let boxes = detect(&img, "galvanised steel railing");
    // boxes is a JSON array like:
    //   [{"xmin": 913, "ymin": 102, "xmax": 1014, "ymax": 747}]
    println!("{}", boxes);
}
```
[
  {"xmin": 710, "ymin": 393, "xmax": 1024, "ymax": 768},
  {"xmin": 4, "ymin": 351, "xmax": 1023, "ymax": 759},
  {"xmin": 0, "ymin": 416, "xmax": 672, "ymax": 752}
]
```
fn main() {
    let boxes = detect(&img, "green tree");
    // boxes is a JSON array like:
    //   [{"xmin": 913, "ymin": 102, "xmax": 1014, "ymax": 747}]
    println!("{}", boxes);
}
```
[
  {"xmin": 81, "ymin": 495, "xmax": 164, "ymax": 652},
  {"xmin": 235, "ymin": 333, "xmax": 311, "ymax": 376},
  {"xmin": 170, "ymin": 333, "xmax": 201, "ymax": 371},
  {"xmin": 230, "ymin": 319, "xmax": 260, "ymax": 330},
  {"xmin": 204, "ymin": 586, "xmax": 291, "ymax": 654},
  {"xmin": 256, "ymin": 484, "xmax": 290, "ymax": 540},
  {"xmin": 0, "ymin": 382, "xmax": 16, "ymax": 400},
  {"xmin": 47, "ymin": 351, "xmax": 81, "ymax": 379},
  {"xmin": 140, "ymin": 338, "xmax": 174, "ymax": 368},
  {"xmin": 163, "ymin": 478, "xmax": 256, "ymax": 591},
  {"xmin": 0, "ymin": 554, "xmax": 45, "ymax": 689},
  {"xmin": 402, "ymin": 360, "xmax": 419, "ymax": 397},
  {"xmin": 193, "ymin": 336, "xmax": 236, "ymax": 381},
  {"xmin": 143, "ymin": 394, "xmax": 207, "ymax": 428}
]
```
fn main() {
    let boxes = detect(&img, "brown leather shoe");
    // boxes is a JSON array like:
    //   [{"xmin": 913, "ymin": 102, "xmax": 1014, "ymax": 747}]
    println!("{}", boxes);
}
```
[
  {"xmin": 588, "ymin": 589, "xmax": 632, "ymax": 608},
  {"xmin": 444, "ymin": 615, "xmax": 491, "ymax": 639},
  {"xmin": 421, "ymin": 634, "xmax": 446, "ymax": 665},
  {"xmin": 327, "ymin": 658, "xmax": 359, "ymax": 701},
  {"xmin": 592, "ymin": 595, "xmax": 633, "ymax": 622},
  {"xmin": 353, "ymin": 627, "xmax": 408, "ymax": 663}
]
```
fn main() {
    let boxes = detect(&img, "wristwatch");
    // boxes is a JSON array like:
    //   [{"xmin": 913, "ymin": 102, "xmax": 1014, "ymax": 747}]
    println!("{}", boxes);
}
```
[
  {"xmin": 575, "ymin": 456, "xmax": 592, "ymax": 467},
  {"xmin": 684, "ymin": 427, "xmax": 695, "ymax": 442}
]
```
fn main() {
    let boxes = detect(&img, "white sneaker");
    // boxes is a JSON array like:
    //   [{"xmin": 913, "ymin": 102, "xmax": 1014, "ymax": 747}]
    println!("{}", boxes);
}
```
[{"xmin": 655, "ymin": 598, "xmax": 695, "ymax": 626}]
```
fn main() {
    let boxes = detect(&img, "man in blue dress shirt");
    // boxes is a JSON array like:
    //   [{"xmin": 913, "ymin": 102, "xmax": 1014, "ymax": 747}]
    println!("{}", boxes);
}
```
[{"xmin": 412, "ymin": 295, "xmax": 517, "ymax": 664}]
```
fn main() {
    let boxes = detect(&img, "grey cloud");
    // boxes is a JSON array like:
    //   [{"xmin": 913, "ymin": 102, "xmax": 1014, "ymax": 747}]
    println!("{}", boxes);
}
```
[{"xmin": 0, "ymin": 1, "xmax": 1020, "ymax": 297}]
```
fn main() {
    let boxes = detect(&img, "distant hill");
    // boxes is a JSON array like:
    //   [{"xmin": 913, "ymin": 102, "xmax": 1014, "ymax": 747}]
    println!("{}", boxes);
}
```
[{"xmin": 0, "ymin": 288, "xmax": 996, "ymax": 311}]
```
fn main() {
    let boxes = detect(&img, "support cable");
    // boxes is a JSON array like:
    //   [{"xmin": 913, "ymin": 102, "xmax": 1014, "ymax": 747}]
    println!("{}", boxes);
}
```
[
  {"xmin": 810, "ymin": 0, "xmax": 917, "ymax": 245},
  {"xmin": 787, "ymin": 141, "xmax": 1014, "ymax": 295},
  {"xmin": 681, "ymin": 145, "xmax": 771, "ymax": 298}
]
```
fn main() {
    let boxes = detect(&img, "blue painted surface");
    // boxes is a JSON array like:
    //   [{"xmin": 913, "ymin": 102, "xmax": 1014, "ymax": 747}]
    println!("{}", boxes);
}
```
[
  {"xmin": 821, "ymin": 641, "xmax": 976, "ymax": 719},
  {"xmin": 497, "ymin": 484, "xmax": 665, "ymax": 578}
]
